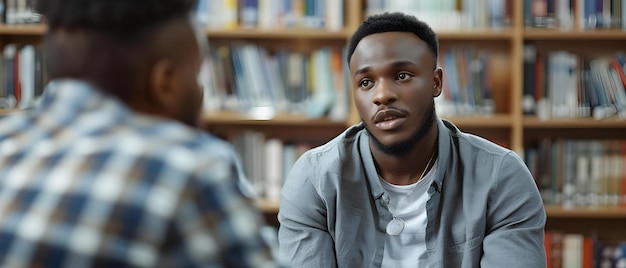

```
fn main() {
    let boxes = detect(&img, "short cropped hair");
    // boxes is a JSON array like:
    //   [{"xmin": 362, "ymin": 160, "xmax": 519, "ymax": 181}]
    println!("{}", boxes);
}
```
[
  {"xmin": 347, "ymin": 12, "xmax": 439, "ymax": 65},
  {"xmin": 35, "ymin": 0, "xmax": 197, "ymax": 36}
]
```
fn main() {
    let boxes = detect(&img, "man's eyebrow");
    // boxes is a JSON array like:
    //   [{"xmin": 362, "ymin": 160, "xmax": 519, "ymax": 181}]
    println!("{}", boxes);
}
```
[
  {"xmin": 354, "ymin": 66, "xmax": 371, "ymax": 78},
  {"xmin": 390, "ymin": 61, "xmax": 418, "ymax": 68},
  {"xmin": 354, "ymin": 60, "xmax": 418, "ymax": 77}
]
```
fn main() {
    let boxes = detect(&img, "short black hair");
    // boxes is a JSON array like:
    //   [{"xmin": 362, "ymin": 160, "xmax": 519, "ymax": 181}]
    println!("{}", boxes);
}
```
[
  {"xmin": 35, "ymin": 0, "xmax": 197, "ymax": 36},
  {"xmin": 347, "ymin": 12, "xmax": 439, "ymax": 65}
]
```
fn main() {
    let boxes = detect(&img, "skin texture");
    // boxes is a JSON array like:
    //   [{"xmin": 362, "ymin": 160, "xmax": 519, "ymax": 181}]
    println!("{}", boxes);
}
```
[
  {"xmin": 349, "ymin": 31, "xmax": 444, "ymax": 186},
  {"xmin": 142, "ymin": 18, "xmax": 204, "ymax": 127},
  {"xmin": 45, "ymin": 16, "xmax": 204, "ymax": 127}
]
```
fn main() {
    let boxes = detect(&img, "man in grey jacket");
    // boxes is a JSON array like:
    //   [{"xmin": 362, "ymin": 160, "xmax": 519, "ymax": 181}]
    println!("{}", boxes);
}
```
[{"xmin": 278, "ymin": 12, "xmax": 546, "ymax": 267}]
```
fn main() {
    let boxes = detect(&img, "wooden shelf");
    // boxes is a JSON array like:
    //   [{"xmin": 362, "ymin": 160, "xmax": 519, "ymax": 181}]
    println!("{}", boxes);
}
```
[
  {"xmin": 0, "ymin": 109, "xmax": 20, "ymax": 115},
  {"xmin": 437, "ymin": 29, "xmax": 514, "ymax": 40},
  {"xmin": 202, "ymin": 111, "xmax": 348, "ymax": 127},
  {"xmin": 524, "ymin": 29, "xmax": 626, "ymax": 40},
  {"xmin": 523, "ymin": 116, "xmax": 626, "ymax": 129},
  {"xmin": 441, "ymin": 114, "xmax": 514, "ymax": 128},
  {"xmin": 0, "ymin": 24, "xmax": 46, "ymax": 35},
  {"xmin": 0, "ymin": 24, "xmax": 351, "ymax": 40},
  {"xmin": 545, "ymin": 206, "xmax": 626, "ymax": 218},
  {"xmin": 206, "ymin": 28, "xmax": 348, "ymax": 40},
  {"xmin": 255, "ymin": 199, "xmax": 279, "ymax": 213}
]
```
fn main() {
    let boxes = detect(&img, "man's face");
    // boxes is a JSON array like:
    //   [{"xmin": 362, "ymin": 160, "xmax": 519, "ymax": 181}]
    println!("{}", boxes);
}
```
[{"xmin": 349, "ymin": 32, "xmax": 442, "ymax": 155}]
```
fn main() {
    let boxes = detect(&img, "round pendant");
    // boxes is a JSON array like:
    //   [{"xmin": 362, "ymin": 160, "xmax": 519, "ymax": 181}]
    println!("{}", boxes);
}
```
[{"xmin": 386, "ymin": 217, "xmax": 405, "ymax": 235}]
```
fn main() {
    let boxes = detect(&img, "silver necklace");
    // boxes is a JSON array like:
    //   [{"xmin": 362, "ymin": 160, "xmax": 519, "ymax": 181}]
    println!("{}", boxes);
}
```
[{"xmin": 385, "ymin": 150, "xmax": 436, "ymax": 236}]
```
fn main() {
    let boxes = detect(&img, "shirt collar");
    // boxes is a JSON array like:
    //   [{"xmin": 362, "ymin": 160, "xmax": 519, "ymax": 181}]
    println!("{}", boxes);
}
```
[
  {"xmin": 37, "ymin": 79, "xmax": 132, "ymax": 118},
  {"xmin": 359, "ymin": 117, "xmax": 450, "ymax": 200}
]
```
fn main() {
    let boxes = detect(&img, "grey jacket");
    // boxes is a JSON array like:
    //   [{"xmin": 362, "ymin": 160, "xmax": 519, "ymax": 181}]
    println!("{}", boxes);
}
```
[{"xmin": 278, "ymin": 118, "xmax": 546, "ymax": 267}]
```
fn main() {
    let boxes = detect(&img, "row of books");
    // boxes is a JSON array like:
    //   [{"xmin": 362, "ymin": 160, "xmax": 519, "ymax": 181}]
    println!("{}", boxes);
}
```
[
  {"xmin": 0, "ymin": 0, "xmax": 40, "ymax": 25},
  {"xmin": 0, "ymin": 44, "xmax": 46, "ymax": 109},
  {"xmin": 366, "ymin": 0, "xmax": 512, "ymax": 30},
  {"xmin": 525, "ymin": 139, "xmax": 626, "ymax": 208},
  {"xmin": 231, "ymin": 130, "xmax": 316, "ymax": 201},
  {"xmin": 200, "ymin": 44, "xmax": 350, "ymax": 120},
  {"xmin": 195, "ymin": 0, "xmax": 343, "ymax": 31},
  {"xmin": 522, "ymin": 45, "xmax": 626, "ymax": 120},
  {"xmin": 545, "ymin": 230, "xmax": 626, "ymax": 268},
  {"xmin": 525, "ymin": 0, "xmax": 626, "ymax": 30},
  {"xmin": 436, "ymin": 47, "xmax": 496, "ymax": 117}
]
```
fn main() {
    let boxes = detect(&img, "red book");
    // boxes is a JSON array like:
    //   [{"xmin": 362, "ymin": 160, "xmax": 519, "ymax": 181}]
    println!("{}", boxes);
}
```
[
  {"xmin": 609, "ymin": 57, "xmax": 626, "ymax": 88},
  {"xmin": 582, "ymin": 236, "xmax": 593, "ymax": 268},
  {"xmin": 545, "ymin": 231, "xmax": 553, "ymax": 268},
  {"xmin": 621, "ymin": 140, "xmax": 626, "ymax": 207}
]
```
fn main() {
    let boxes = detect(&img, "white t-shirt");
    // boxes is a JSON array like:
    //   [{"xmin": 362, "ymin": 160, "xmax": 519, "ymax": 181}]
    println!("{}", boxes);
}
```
[{"xmin": 379, "ymin": 160, "xmax": 437, "ymax": 267}]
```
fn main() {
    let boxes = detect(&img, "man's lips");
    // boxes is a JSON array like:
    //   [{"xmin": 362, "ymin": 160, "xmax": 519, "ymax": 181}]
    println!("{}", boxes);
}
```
[{"xmin": 373, "ymin": 109, "xmax": 407, "ymax": 130}]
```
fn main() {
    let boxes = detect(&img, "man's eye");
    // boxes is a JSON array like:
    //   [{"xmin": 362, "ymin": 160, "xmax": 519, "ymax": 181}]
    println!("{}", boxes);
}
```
[
  {"xmin": 360, "ymin": 80, "xmax": 372, "ymax": 88},
  {"xmin": 397, "ymin": 73, "xmax": 411, "ymax": 80}
]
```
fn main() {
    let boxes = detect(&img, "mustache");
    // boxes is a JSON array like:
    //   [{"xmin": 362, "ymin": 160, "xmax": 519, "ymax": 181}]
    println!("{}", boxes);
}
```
[{"xmin": 371, "ymin": 107, "xmax": 409, "ymax": 122}]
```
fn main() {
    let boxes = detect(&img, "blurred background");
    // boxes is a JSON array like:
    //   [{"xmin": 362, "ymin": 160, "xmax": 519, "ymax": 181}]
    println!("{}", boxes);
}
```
[{"xmin": 1, "ymin": 0, "xmax": 626, "ymax": 267}]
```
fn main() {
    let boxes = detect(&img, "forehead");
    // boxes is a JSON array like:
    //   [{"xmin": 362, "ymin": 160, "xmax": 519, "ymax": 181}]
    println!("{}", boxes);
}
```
[{"xmin": 349, "ymin": 32, "xmax": 433, "ymax": 70}]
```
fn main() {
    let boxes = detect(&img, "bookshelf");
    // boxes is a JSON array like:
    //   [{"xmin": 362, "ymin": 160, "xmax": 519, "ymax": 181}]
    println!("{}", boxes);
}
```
[
  {"xmin": 2, "ymin": 0, "xmax": 626, "ymax": 254},
  {"xmin": 0, "ymin": 24, "xmax": 45, "ymax": 35}
]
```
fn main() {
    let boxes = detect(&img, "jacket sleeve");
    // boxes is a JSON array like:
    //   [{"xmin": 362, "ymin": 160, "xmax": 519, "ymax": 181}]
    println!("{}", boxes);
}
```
[
  {"xmin": 481, "ymin": 151, "xmax": 547, "ymax": 268},
  {"xmin": 278, "ymin": 152, "xmax": 337, "ymax": 268}
]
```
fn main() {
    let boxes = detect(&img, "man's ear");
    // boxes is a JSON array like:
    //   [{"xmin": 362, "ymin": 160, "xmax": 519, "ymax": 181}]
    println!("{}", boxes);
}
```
[
  {"xmin": 433, "ymin": 67, "xmax": 443, "ymax": 97},
  {"xmin": 149, "ymin": 59, "xmax": 177, "ymax": 108}
]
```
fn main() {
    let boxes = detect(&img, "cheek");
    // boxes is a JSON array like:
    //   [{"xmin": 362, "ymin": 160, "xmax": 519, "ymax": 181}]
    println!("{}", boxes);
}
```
[
  {"xmin": 187, "ymin": 77, "xmax": 203, "ymax": 108},
  {"xmin": 353, "ymin": 91, "xmax": 371, "ymax": 113}
]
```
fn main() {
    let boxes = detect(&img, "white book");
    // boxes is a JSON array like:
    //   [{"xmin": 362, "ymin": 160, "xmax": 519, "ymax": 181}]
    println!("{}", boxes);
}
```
[
  {"xmin": 282, "ymin": 144, "xmax": 296, "ymax": 181},
  {"xmin": 610, "ymin": 143, "xmax": 622, "ymax": 205},
  {"xmin": 609, "ymin": 68, "xmax": 626, "ymax": 118},
  {"xmin": 305, "ymin": 48, "xmax": 335, "ymax": 118},
  {"xmin": 326, "ymin": 0, "xmax": 343, "ymax": 31},
  {"xmin": 588, "ymin": 140, "xmax": 604, "ymax": 206},
  {"xmin": 562, "ymin": 141, "xmax": 576, "ymax": 209},
  {"xmin": 264, "ymin": 139, "xmax": 283, "ymax": 202},
  {"xmin": 6, "ymin": 0, "xmax": 16, "ymax": 24},
  {"xmin": 195, "ymin": 0, "xmax": 209, "ymax": 26},
  {"xmin": 200, "ymin": 56, "xmax": 220, "ymax": 112},
  {"xmin": 257, "ymin": 0, "xmax": 272, "ymax": 29},
  {"xmin": 623, "ymin": 0, "xmax": 626, "ymax": 30},
  {"xmin": 577, "ymin": 0, "xmax": 585, "ymax": 29},
  {"xmin": 2, "ymin": 44, "xmax": 17, "ymax": 109},
  {"xmin": 562, "ymin": 234, "xmax": 583, "ymax": 268},
  {"xmin": 328, "ymin": 49, "xmax": 349, "ymax": 122},
  {"xmin": 575, "ymin": 141, "xmax": 590, "ymax": 206},
  {"xmin": 18, "ymin": 45, "xmax": 34, "ymax": 109},
  {"xmin": 556, "ymin": 0, "xmax": 573, "ymax": 30},
  {"xmin": 211, "ymin": 0, "xmax": 238, "ymax": 29}
]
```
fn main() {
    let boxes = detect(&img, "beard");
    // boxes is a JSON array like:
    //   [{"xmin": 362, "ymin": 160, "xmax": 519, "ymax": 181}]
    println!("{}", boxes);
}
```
[
  {"xmin": 365, "ymin": 102, "xmax": 436, "ymax": 156},
  {"xmin": 179, "ymin": 85, "xmax": 204, "ymax": 128}
]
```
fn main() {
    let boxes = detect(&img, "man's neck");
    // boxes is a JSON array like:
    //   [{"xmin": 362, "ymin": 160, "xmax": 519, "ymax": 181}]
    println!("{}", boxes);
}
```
[{"xmin": 372, "ymin": 127, "xmax": 439, "ymax": 186}]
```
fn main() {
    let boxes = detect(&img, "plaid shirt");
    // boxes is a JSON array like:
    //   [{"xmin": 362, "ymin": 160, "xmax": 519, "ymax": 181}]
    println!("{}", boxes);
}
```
[{"xmin": 0, "ymin": 80, "xmax": 276, "ymax": 267}]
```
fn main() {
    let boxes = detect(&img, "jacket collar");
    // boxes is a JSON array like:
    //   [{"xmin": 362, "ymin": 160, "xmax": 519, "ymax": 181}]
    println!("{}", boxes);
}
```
[{"xmin": 358, "ymin": 117, "xmax": 452, "ymax": 201}]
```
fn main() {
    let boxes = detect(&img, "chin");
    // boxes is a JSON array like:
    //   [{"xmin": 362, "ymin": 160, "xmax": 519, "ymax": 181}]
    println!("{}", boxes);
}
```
[
  {"xmin": 362, "ymin": 106, "xmax": 436, "ymax": 156},
  {"xmin": 363, "ymin": 125, "xmax": 415, "ymax": 155}
]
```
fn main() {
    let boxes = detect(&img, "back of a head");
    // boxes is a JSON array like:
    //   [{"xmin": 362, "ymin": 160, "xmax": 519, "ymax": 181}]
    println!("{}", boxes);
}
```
[
  {"xmin": 36, "ymin": 0, "xmax": 196, "ymax": 36},
  {"xmin": 35, "ymin": 0, "xmax": 198, "ymax": 100},
  {"xmin": 346, "ymin": 12, "xmax": 439, "ymax": 65}
]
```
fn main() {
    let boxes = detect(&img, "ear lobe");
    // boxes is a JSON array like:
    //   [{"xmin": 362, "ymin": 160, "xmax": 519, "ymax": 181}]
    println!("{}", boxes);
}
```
[{"xmin": 149, "ymin": 59, "xmax": 177, "ymax": 107}]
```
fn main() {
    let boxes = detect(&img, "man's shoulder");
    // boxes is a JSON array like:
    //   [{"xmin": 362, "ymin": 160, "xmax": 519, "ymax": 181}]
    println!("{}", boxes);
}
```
[
  {"xmin": 120, "ymin": 119, "xmax": 236, "ymax": 165},
  {"xmin": 300, "ymin": 123, "xmax": 365, "ymax": 161},
  {"xmin": 441, "ymin": 119, "xmax": 511, "ymax": 157}
]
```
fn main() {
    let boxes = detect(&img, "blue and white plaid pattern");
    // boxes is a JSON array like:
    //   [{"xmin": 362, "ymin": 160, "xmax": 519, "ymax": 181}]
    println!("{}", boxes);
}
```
[{"xmin": 0, "ymin": 80, "xmax": 276, "ymax": 267}]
